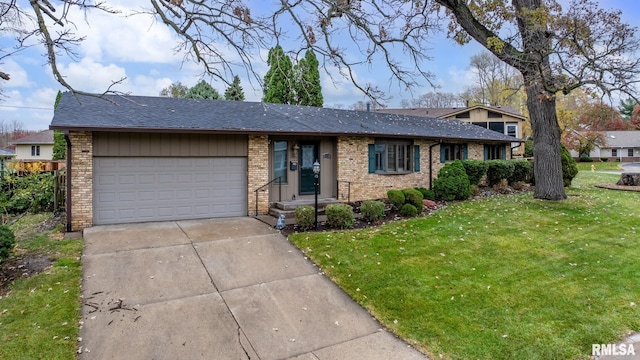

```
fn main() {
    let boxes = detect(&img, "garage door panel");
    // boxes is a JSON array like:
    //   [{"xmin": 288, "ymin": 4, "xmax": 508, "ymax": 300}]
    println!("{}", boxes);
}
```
[{"xmin": 94, "ymin": 157, "xmax": 247, "ymax": 225}]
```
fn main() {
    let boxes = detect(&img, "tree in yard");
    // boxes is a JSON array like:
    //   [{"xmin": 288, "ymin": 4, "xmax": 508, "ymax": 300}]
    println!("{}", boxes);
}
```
[
  {"xmin": 224, "ymin": 76, "xmax": 245, "ymax": 101},
  {"xmin": 185, "ymin": 80, "xmax": 221, "ymax": 100},
  {"xmin": 263, "ymin": 46, "xmax": 295, "ymax": 105},
  {"xmin": 293, "ymin": 50, "xmax": 323, "ymax": 107},
  {"xmin": 160, "ymin": 82, "xmax": 189, "ymax": 98},
  {"xmin": 401, "ymin": 92, "xmax": 465, "ymax": 108},
  {"xmin": 433, "ymin": 0, "xmax": 640, "ymax": 199},
  {"xmin": 562, "ymin": 130, "xmax": 607, "ymax": 158},
  {"xmin": 461, "ymin": 51, "xmax": 524, "ymax": 110},
  {"xmin": 619, "ymin": 98, "xmax": 637, "ymax": 120},
  {"xmin": 52, "ymin": 91, "xmax": 66, "ymax": 161}
]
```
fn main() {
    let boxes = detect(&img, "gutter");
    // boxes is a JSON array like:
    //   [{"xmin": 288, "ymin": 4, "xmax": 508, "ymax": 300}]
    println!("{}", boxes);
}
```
[
  {"xmin": 64, "ymin": 131, "xmax": 72, "ymax": 233},
  {"xmin": 429, "ymin": 141, "xmax": 441, "ymax": 190}
]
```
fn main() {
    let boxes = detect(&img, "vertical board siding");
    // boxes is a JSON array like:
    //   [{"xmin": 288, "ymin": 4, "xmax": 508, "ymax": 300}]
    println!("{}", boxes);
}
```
[{"xmin": 93, "ymin": 132, "xmax": 248, "ymax": 157}]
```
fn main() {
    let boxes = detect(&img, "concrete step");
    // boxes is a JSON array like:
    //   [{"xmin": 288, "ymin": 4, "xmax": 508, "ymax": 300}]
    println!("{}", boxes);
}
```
[{"xmin": 274, "ymin": 198, "xmax": 342, "ymax": 211}]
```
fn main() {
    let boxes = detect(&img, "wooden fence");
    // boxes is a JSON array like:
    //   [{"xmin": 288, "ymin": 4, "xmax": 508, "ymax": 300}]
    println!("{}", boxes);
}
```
[{"xmin": 53, "ymin": 170, "xmax": 66, "ymax": 213}]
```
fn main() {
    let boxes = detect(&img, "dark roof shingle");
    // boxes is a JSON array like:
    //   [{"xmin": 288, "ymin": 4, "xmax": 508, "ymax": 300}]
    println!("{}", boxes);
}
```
[
  {"xmin": 50, "ymin": 93, "xmax": 520, "ymax": 143},
  {"xmin": 9, "ymin": 130, "xmax": 54, "ymax": 145}
]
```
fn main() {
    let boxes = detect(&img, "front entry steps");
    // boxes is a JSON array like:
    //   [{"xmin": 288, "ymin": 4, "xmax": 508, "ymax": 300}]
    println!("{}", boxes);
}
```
[{"xmin": 268, "ymin": 198, "xmax": 343, "ymax": 219}]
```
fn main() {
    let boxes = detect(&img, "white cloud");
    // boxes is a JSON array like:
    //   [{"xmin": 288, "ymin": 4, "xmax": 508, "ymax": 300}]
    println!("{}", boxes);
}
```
[
  {"xmin": 58, "ymin": 58, "xmax": 128, "ymax": 93},
  {"xmin": 2, "ymin": 59, "xmax": 31, "ymax": 88}
]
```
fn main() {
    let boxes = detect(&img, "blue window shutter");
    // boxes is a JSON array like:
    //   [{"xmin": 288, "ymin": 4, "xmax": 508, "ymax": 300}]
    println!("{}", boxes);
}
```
[
  {"xmin": 502, "ymin": 145, "xmax": 507, "ymax": 160},
  {"xmin": 440, "ymin": 144, "xmax": 446, "ymax": 163},
  {"xmin": 368, "ymin": 144, "xmax": 376, "ymax": 174},
  {"xmin": 464, "ymin": 144, "xmax": 468, "ymax": 160},
  {"xmin": 484, "ymin": 145, "xmax": 489, "ymax": 160},
  {"xmin": 414, "ymin": 145, "xmax": 420, "ymax": 172}
]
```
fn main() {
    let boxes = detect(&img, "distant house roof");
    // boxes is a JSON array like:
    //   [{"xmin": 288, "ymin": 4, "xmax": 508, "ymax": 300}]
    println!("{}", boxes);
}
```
[
  {"xmin": 374, "ymin": 105, "xmax": 527, "ymax": 121},
  {"xmin": 50, "ymin": 93, "xmax": 520, "ymax": 143},
  {"xmin": 603, "ymin": 131, "xmax": 640, "ymax": 148},
  {"xmin": 9, "ymin": 130, "xmax": 54, "ymax": 145},
  {"xmin": 0, "ymin": 148, "xmax": 15, "ymax": 157}
]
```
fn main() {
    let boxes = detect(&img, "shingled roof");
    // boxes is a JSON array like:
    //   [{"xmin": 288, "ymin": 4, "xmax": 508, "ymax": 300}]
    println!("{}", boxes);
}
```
[
  {"xmin": 50, "ymin": 92, "xmax": 520, "ymax": 143},
  {"xmin": 9, "ymin": 130, "xmax": 54, "ymax": 145},
  {"xmin": 602, "ymin": 131, "xmax": 640, "ymax": 148},
  {"xmin": 374, "ymin": 105, "xmax": 526, "ymax": 120}
]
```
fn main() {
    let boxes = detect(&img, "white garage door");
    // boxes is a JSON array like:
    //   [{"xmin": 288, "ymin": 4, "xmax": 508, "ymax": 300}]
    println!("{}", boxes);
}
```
[{"xmin": 93, "ymin": 157, "xmax": 247, "ymax": 225}]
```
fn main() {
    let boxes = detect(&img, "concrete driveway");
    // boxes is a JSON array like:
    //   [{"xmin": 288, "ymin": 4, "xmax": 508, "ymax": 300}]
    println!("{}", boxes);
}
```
[{"xmin": 79, "ymin": 217, "xmax": 427, "ymax": 360}]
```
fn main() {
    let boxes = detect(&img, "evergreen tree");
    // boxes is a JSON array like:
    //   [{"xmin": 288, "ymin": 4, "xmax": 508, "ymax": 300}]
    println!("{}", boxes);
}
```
[
  {"xmin": 185, "ymin": 80, "xmax": 221, "ymax": 100},
  {"xmin": 619, "ymin": 98, "xmax": 637, "ymax": 120},
  {"xmin": 160, "ymin": 82, "xmax": 189, "ymax": 98},
  {"xmin": 52, "ymin": 91, "xmax": 66, "ymax": 160},
  {"xmin": 294, "ymin": 50, "xmax": 323, "ymax": 107},
  {"xmin": 224, "ymin": 75, "xmax": 245, "ymax": 101},
  {"xmin": 263, "ymin": 46, "xmax": 294, "ymax": 104}
]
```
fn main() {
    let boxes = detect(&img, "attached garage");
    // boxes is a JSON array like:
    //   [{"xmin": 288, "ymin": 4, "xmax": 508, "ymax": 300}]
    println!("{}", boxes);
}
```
[{"xmin": 92, "ymin": 132, "xmax": 248, "ymax": 225}]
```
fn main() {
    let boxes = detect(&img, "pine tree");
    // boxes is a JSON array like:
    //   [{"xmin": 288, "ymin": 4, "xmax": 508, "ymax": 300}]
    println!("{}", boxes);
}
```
[
  {"xmin": 224, "ymin": 75, "xmax": 245, "ymax": 101},
  {"xmin": 263, "ymin": 46, "xmax": 294, "ymax": 104},
  {"xmin": 294, "ymin": 50, "xmax": 323, "ymax": 107},
  {"xmin": 185, "ymin": 80, "xmax": 221, "ymax": 100}
]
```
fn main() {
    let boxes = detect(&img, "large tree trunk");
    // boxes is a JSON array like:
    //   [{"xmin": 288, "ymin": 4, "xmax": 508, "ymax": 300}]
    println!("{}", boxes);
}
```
[{"xmin": 525, "ymin": 81, "xmax": 567, "ymax": 200}]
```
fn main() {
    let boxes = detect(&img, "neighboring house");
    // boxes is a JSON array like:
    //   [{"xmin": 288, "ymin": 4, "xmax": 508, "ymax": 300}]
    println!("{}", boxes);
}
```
[
  {"xmin": 374, "ymin": 105, "xmax": 527, "ymax": 156},
  {"xmin": 570, "ymin": 131, "xmax": 640, "ymax": 162},
  {"xmin": 50, "ymin": 92, "xmax": 520, "ymax": 231},
  {"xmin": 0, "ymin": 148, "xmax": 15, "ymax": 173},
  {"xmin": 9, "ymin": 130, "xmax": 55, "ymax": 161}
]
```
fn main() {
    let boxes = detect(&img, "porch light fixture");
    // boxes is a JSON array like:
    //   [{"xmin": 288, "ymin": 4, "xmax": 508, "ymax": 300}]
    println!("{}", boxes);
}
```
[{"xmin": 313, "ymin": 160, "xmax": 320, "ymax": 230}]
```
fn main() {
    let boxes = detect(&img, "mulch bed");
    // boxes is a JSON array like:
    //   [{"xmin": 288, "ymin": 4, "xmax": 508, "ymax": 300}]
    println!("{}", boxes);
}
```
[{"xmin": 0, "ymin": 254, "xmax": 53, "ymax": 297}]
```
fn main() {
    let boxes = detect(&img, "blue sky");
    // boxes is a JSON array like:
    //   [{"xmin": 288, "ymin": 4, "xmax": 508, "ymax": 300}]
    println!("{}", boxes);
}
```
[{"xmin": 0, "ymin": 0, "xmax": 638, "ymax": 131}]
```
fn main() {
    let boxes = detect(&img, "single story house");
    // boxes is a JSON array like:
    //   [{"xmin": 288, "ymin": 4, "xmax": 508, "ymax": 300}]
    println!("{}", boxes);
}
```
[
  {"xmin": 50, "ymin": 92, "xmax": 520, "ymax": 232},
  {"xmin": 0, "ymin": 147, "xmax": 15, "ymax": 173},
  {"xmin": 9, "ymin": 130, "xmax": 55, "ymax": 161},
  {"xmin": 569, "ymin": 131, "xmax": 640, "ymax": 162},
  {"xmin": 374, "ymin": 105, "xmax": 527, "ymax": 156}
]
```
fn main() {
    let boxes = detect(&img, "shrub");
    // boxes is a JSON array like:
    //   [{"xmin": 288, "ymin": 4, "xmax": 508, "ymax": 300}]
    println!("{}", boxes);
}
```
[
  {"xmin": 326, "ymin": 204, "xmax": 354, "ymax": 229},
  {"xmin": 509, "ymin": 159, "xmax": 532, "ymax": 184},
  {"xmin": 462, "ymin": 159, "xmax": 488, "ymax": 186},
  {"xmin": 561, "ymin": 144, "xmax": 578, "ymax": 187},
  {"xmin": 402, "ymin": 188, "xmax": 424, "ymax": 213},
  {"xmin": 486, "ymin": 160, "xmax": 514, "ymax": 187},
  {"xmin": 387, "ymin": 189, "xmax": 405, "ymax": 209},
  {"xmin": 524, "ymin": 137, "xmax": 534, "ymax": 157},
  {"xmin": 0, "ymin": 225, "xmax": 16, "ymax": 262},
  {"xmin": 399, "ymin": 203, "xmax": 418, "ymax": 217},
  {"xmin": 415, "ymin": 187, "xmax": 435, "ymax": 201},
  {"xmin": 601, "ymin": 157, "xmax": 609, "ymax": 162},
  {"xmin": 433, "ymin": 160, "xmax": 472, "ymax": 201},
  {"xmin": 0, "ymin": 172, "xmax": 54, "ymax": 214},
  {"xmin": 360, "ymin": 200, "xmax": 385, "ymax": 222},
  {"xmin": 579, "ymin": 156, "xmax": 593, "ymax": 162},
  {"xmin": 294, "ymin": 206, "xmax": 315, "ymax": 230}
]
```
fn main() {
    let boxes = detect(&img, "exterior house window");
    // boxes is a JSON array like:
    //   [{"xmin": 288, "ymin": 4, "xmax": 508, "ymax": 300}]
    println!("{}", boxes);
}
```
[
  {"xmin": 31, "ymin": 145, "xmax": 40, "ymax": 157},
  {"xmin": 484, "ymin": 144, "xmax": 506, "ymax": 160},
  {"xmin": 612, "ymin": 149, "xmax": 618, "ymax": 157},
  {"xmin": 506, "ymin": 123, "xmax": 518, "ymax": 138},
  {"xmin": 489, "ymin": 122, "xmax": 505, "ymax": 134},
  {"xmin": 472, "ymin": 122, "xmax": 488, "ymax": 128},
  {"xmin": 488, "ymin": 111, "xmax": 503, "ymax": 118},
  {"xmin": 455, "ymin": 111, "xmax": 470, "ymax": 119},
  {"xmin": 273, "ymin": 140, "xmax": 288, "ymax": 183},
  {"xmin": 628, "ymin": 149, "xmax": 634, "ymax": 157},
  {"xmin": 368, "ymin": 140, "xmax": 420, "ymax": 174},
  {"xmin": 440, "ymin": 143, "xmax": 468, "ymax": 163}
]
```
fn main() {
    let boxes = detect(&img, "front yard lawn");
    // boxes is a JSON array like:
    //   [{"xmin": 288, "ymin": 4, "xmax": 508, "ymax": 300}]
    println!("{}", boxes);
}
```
[
  {"xmin": 0, "ymin": 213, "xmax": 82, "ymax": 360},
  {"xmin": 289, "ymin": 171, "xmax": 640, "ymax": 359}
]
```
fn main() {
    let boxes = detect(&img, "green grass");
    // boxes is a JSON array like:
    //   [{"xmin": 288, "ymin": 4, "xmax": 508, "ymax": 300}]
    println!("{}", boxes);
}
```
[
  {"xmin": 575, "ymin": 161, "xmax": 624, "ymax": 171},
  {"xmin": 0, "ymin": 213, "xmax": 83, "ymax": 360},
  {"xmin": 290, "ymin": 172, "xmax": 640, "ymax": 359}
]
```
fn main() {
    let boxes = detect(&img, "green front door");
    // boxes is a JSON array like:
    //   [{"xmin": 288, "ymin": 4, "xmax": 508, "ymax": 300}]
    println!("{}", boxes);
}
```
[{"xmin": 299, "ymin": 143, "xmax": 318, "ymax": 195}]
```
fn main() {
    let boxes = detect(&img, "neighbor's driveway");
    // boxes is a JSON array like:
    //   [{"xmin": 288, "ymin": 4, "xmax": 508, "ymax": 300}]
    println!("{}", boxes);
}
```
[{"xmin": 79, "ymin": 218, "xmax": 427, "ymax": 360}]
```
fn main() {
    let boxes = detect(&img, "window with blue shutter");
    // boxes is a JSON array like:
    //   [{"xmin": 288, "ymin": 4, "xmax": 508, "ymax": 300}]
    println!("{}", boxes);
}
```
[
  {"xmin": 441, "ymin": 143, "xmax": 468, "ymax": 163},
  {"xmin": 414, "ymin": 145, "xmax": 420, "ymax": 172}
]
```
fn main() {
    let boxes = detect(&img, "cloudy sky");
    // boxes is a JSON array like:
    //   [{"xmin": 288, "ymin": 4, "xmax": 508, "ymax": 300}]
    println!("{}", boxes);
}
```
[{"xmin": 0, "ymin": 0, "xmax": 638, "ymax": 130}]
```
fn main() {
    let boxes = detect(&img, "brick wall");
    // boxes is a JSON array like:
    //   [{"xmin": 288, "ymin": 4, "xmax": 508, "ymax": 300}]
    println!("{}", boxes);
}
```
[
  {"xmin": 336, "ymin": 137, "xmax": 439, "ymax": 201},
  {"xmin": 247, "ymin": 135, "xmax": 269, "ymax": 215},
  {"xmin": 69, "ymin": 131, "xmax": 93, "ymax": 231},
  {"xmin": 336, "ymin": 139, "xmax": 499, "ymax": 202}
]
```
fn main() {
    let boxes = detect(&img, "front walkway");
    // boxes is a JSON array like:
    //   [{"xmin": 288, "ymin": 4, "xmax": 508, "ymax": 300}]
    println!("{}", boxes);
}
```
[{"xmin": 79, "ymin": 218, "xmax": 427, "ymax": 359}]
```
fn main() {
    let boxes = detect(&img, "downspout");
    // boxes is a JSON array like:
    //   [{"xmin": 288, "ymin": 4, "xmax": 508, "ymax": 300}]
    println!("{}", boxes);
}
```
[
  {"xmin": 428, "ymin": 141, "xmax": 441, "ymax": 190},
  {"xmin": 510, "ymin": 143, "xmax": 520, "ymax": 159},
  {"xmin": 64, "ymin": 131, "xmax": 72, "ymax": 233}
]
